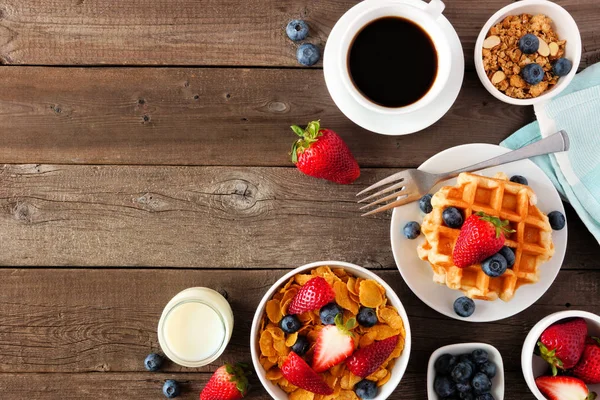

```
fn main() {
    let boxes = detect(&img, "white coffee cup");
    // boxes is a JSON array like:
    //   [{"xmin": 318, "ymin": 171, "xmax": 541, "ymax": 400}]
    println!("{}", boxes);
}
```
[{"xmin": 337, "ymin": 0, "xmax": 451, "ymax": 115}]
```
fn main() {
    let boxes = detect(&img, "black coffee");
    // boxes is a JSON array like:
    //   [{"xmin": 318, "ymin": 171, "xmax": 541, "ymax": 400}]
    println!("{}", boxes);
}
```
[{"xmin": 348, "ymin": 17, "xmax": 438, "ymax": 108}]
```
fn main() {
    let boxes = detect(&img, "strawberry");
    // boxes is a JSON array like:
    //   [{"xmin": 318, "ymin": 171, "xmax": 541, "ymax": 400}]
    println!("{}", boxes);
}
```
[
  {"xmin": 535, "ymin": 376, "xmax": 597, "ymax": 400},
  {"xmin": 538, "ymin": 317, "xmax": 588, "ymax": 374},
  {"xmin": 346, "ymin": 335, "xmax": 399, "ymax": 378},
  {"xmin": 452, "ymin": 211, "xmax": 514, "ymax": 268},
  {"xmin": 573, "ymin": 337, "xmax": 600, "ymax": 384},
  {"xmin": 200, "ymin": 363, "xmax": 250, "ymax": 400},
  {"xmin": 290, "ymin": 120, "xmax": 360, "ymax": 185},
  {"xmin": 288, "ymin": 276, "xmax": 335, "ymax": 314},
  {"xmin": 312, "ymin": 314, "xmax": 356, "ymax": 373},
  {"xmin": 281, "ymin": 352, "xmax": 334, "ymax": 395}
]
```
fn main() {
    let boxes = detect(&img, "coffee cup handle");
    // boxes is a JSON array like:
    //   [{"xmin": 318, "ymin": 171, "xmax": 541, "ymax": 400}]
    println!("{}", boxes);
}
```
[{"xmin": 424, "ymin": 0, "xmax": 445, "ymax": 19}]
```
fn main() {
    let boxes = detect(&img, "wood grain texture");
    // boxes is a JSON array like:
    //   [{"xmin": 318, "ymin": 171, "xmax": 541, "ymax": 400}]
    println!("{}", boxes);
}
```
[
  {"xmin": 0, "ymin": 268, "xmax": 598, "ymax": 399},
  {"xmin": 0, "ymin": 0, "xmax": 598, "ymax": 68},
  {"xmin": 0, "ymin": 164, "xmax": 596, "ymax": 268},
  {"xmin": 0, "ymin": 67, "xmax": 534, "ymax": 167}
]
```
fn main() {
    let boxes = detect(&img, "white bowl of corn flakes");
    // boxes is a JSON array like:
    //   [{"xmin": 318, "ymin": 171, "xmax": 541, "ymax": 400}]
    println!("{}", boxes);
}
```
[
  {"xmin": 474, "ymin": 0, "xmax": 581, "ymax": 105},
  {"xmin": 250, "ymin": 261, "xmax": 411, "ymax": 400}
]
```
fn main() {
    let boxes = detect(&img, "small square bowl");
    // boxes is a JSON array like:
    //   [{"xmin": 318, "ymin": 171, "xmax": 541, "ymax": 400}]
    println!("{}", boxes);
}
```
[
  {"xmin": 250, "ymin": 260, "xmax": 412, "ymax": 400},
  {"xmin": 521, "ymin": 310, "xmax": 600, "ymax": 399},
  {"xmin": 474, "ymin": 0, "xmax": 582, "ymax": 106},
  {"xmin": 427, "ymin": 343, "xmax": 505, "ymax": 399}
]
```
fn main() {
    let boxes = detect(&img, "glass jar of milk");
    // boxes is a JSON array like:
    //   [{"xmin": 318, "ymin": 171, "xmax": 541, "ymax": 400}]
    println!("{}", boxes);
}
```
[{"xmin": 158, "ymin": 287, "xmax": 233, "ymax": 367}]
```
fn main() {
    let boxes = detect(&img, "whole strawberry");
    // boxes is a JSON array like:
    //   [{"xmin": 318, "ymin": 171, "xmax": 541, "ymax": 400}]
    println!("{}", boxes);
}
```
[
  {"xmin": 452, "ymin": 212, "xmax": 514, "ymax": 268},
  {"xmin": 200, "ymin": 363, "xmax": 250, "ymax": 400},
  {"xmin": 288, "ymin": 276, "xmax": 335, "ymax": 315},
  {"xmin": 281, "ymin": 352, "xmax": 333, "ymax": 395},
  {"xmin": 346, "ymin": 335, "xmax": 399, "ymax": 378},
  {"xmin": 573, "ymin": 337, "xmax": 600, "ymax": 384},
  {"xmin": 538, "ymin": 317, "xmax": 588, "ymax": 374},
  {"xmin": 291, "ymin": 121, "xmax": 360, "ymax": 184}
]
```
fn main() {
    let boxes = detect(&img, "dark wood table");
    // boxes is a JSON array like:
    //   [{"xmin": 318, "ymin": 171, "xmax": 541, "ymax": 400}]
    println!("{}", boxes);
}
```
[{"xmin": 0, "ymin": 0, "xmax": 598, "ymax": 398}]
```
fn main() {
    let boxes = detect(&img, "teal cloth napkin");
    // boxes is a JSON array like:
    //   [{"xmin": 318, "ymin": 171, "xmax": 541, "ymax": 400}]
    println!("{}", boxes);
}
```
[{"xmin": 500, "ymin": 63, "xmax": 600, "ymax": 243}]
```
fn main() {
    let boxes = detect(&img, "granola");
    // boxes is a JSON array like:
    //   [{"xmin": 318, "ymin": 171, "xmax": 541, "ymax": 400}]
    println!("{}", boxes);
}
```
[{"xmin": 482, "ymin": 14, "xmax": 567, "ymax": 99}]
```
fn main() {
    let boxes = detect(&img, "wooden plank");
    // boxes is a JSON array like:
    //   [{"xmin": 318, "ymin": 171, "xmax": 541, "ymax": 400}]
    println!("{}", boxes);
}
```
[
  {"xmin": 0, "ymin": 0, "xmax": 597, "ymax": 68},
  {"xmin": 0, "ymin": 268, "xmax": 597, "ymax": 399},
  {"xmin": 0, "ymin": 67, "xmax": 534, "ymax": 167},
  {"xmin": 0, "ymin": 164, "xmax": 596, "ymax": 268}
]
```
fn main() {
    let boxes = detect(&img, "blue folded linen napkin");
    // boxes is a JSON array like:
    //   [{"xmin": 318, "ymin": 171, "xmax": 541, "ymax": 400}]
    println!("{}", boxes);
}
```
[{"xmin": 501, "ymin": 62, "xmax": 600, "ymax": 243}]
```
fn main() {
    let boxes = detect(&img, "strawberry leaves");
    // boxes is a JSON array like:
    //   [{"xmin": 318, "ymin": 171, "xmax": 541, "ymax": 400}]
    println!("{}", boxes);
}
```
[
  {"xmin": 290, "ymin": 120, "xmax": 322, "ymax": 163},
  {"xmin": 538, "ymin": 341, "xmax": 564, "ymax": 376},
  {"xmin": 474, "ymin": 211, "xmax": 515, "ymax": 238}
]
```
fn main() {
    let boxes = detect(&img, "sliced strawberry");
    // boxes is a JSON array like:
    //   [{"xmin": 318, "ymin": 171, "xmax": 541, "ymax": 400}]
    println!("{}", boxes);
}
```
[
  {"xmin": 281, "ymin": 352, "xmax": 333, "ymax": 395},
  {"xmin": 346, "ymin": 335, "xmax": 399, "ymax": 378},
  {"xmin": 452, "ymin": 212, "xmax": 514, "ymax": 268},
  {"xmin": 538, "ymin": 317, "xmax": 588, "ymax": 374},
  {"xmin": 200, "ymin": 363, "xmax": 250, "ymax": 400},
  {"xmin": 573, "ymin": 337, "xmax": 600, "ymax": 384},
  {"xmin": 312, "ymin": 314, "xmax": 356, "ymax": 373},
  {"xmin": 535, "ymin": 375, "xmax": 597, "ymax": 400},
  {"xmin": 288, "ymin": 276, "xmax": 335, "ymax": 315}
]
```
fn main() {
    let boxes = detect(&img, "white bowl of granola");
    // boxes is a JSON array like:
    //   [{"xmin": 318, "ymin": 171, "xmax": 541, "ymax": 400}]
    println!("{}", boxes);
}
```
[{"xmin": 475, "ymin": 0, "xmax": 581, "ymax": 105}]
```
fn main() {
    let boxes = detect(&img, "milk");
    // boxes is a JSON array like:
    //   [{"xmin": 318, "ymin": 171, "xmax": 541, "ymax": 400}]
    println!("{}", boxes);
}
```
[{"xmin": 158, "ymin": 288, "xmax": 233, "ymax": 367}]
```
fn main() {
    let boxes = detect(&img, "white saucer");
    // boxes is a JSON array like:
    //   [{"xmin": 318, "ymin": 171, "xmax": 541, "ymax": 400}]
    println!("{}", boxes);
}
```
[
  {"xmin": 390, "ymin": 144, "xmax": 568, "ymax": 322},
  {"xmin": 323, "ymin": 0, "xmax": 464, "ymax": 136}
]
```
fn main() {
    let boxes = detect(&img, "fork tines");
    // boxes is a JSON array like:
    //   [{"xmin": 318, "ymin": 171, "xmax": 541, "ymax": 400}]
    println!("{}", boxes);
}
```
[{"xmin": 356, "ymin": 170, "xmax": 419, "ymax": 216}]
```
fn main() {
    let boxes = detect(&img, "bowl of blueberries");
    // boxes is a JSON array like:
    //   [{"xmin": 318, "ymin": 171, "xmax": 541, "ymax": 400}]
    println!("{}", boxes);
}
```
[{"xmin": 428, "ymin": 342, "xmax": 504, "ymax": 400}]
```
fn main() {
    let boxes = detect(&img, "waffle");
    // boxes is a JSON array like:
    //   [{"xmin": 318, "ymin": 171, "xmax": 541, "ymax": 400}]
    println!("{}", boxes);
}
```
[{"xmin": 417, "ymin": 172, "xmax": 554, "ymax": 301}]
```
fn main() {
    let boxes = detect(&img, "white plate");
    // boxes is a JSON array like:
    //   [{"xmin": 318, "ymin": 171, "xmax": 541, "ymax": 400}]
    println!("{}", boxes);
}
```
[
  {"xmin": 323, "ymin": 0, "xmax": 464, "ymax": 136},
  {"xmin": 390, "ymin": 144, "xmax": 568, "ymax": 322}
]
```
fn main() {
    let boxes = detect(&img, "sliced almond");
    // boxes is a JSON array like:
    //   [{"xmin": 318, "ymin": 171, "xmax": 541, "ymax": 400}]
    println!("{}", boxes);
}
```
[
  {"xmin": 483, "ymin": 35, "xmax": 501, "ymax": 49},
  {"xmin": 538, "ymin": 38, "xmax": 550, "ymax": 57},
  {"xmin": 491, "ymin": 70, "xmax": 506, "ymax": 84},
  {"xmin": 549, "ymin": 42, "xmax": 559, "ymax": 56}
]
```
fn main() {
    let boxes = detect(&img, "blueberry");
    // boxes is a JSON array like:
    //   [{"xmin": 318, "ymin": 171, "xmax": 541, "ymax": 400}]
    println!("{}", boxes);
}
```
[
  {"xmin": 291, "ymin": 335, "xmax": 310, "ymax": 356},
  {"xmin": 456, "ymin": 381, "xmax": 472, "ymax": 393},
  {"xmin": 451, "ymin": 362, "xmax": 474, "ymax": 383},
  {"xmin": 497, "ymin": 246, "xmax": 515, "ymax": 268},
  {"xmin": 296, "ymin": 43, "xmax": 320, "ymax": 66},
  {"xmin": 471, "ymin": 349, "xmax": 488, "ymax": 365},
  {"xmin": 459, "ymin": 354, "xmax": 477, "ymax": 373},
  {"xmin": 144, "ymin": 353, "xmax": 164, "ymax": 372},
  {"xmin": 518, "ymin": 34, "xmax": 539, "ymax": 54},
  {"xmin": 435, "ymin": 353, "xmax": 457, "ymax": 375},
  {"xmin": 454, "ymin": 297, "xmax": 475, "ymax": 318},
  {"xmin": 354, "ymin": 379, "xmax": 377, "ymax": 399},
  {"xmin": 434, "ymin": 375, "xmax": 457, "ymax": 398},
  {"xmin": 472, "ymin": 372, "xmax": 492, "ymax": 394},
  {"xmin": 286, "ymin": 20, "xmax": 309, "ymax": 41},
  {"xmin": 357, "ymin": 307, "xmax": 378, "ymax": 328},
  {"xmin": 552, "ymin": 58, "xmax": 573, "ymax": 77},
  {"xmin": 510, "ymin": 175, "xmax": 528, "ymax": 185},
  {"xmin": 481, "ymin": 254, "xmax": 507, "ymax": 277},
  {"xmin": 280, "ymin": 315, "xmax": 302, "ymax": 333},
  {"xmin": 548, "ymin": 210, "xmax": 565, "ymax": 230},
  {"xmin": 320, "ymin": 302, "xmax": 342, "ymax": 325},
  {"xmin": 479, "ymin": 361, "xmax": 497, "ymax": 378},
  {"xmin": 475, "ymin": 394, "xmax": 495, "ymax": 400},
  {"xmin": 443, "ymin": 207, "xmax": 463, "ymax": 229},
  {"xmin": 162, "ymin": 380, "xmax": 181, "ymax": 398},
  {"xmin": 521, "ymin": 63, "xmax": 544, "ymax": 85},
  {"xmin": 403, "ymin": 221, "xmax": 421, "ymax": 239},
  {"xmin": 419, "ymin": 194, "xmax": 433, "ymax": 214},
  {"xmin": 460, "ymin": 392, "xmax": 475, "ymax": 400}
]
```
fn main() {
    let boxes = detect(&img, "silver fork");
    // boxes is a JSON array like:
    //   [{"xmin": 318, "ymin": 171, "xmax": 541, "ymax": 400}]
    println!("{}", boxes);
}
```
[{"xmin": 357, "ymin": 130, "xmax": 570, "ymax": 216}]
